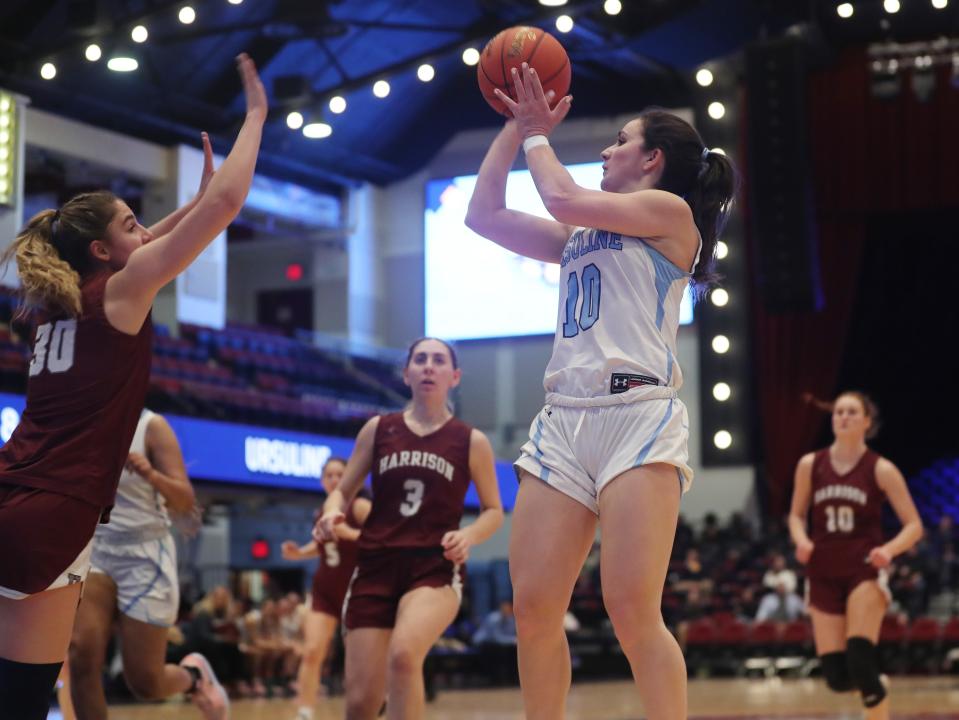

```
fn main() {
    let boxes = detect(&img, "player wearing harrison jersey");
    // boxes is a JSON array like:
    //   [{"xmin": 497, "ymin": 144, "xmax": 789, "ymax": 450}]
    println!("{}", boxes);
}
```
[
  {"xmin": 315, "ymin": 338, "xmax": 503, "ymax": 720},
  {"xmin": 789, "ymin": 392, "xmax": 923, "ymax": 720},
  {"xmin": 467, "ymin": 64, "xmax": 735, "ymax": 720},
  {"xmin": 281, "ymin": 457, "xmax": 371, "ymax": 720},
  {"xmin": 0, "ymin": 54, "xmax": 266, "ymax": 720}
]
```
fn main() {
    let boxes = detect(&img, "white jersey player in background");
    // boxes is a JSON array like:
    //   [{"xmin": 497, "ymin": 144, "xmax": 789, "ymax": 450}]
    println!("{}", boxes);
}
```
[
  {"xmin": 466, "ymin": 64, "xmax": 736, "ymax": 720},
  {"xmin": 66, "ymin": 410, "xmax": 226, "ymax": 719}
]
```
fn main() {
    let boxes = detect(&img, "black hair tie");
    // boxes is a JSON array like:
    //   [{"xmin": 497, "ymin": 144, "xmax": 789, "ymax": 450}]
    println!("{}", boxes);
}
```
[{"xmin": 50, "ymin": 209, "xmax": 61, "ymax": 240}]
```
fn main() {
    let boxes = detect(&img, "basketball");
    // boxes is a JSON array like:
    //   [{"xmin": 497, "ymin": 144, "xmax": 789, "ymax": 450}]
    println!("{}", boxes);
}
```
[{"xmin": 477, "ymin": 26, "xmax": 571, "ymax": 116}]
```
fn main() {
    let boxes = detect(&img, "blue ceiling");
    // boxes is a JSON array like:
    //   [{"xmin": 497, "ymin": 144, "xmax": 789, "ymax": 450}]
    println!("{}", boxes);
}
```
[{"xmin": 1, "ymin": 1, "xmax": 955, "ymax": 192}]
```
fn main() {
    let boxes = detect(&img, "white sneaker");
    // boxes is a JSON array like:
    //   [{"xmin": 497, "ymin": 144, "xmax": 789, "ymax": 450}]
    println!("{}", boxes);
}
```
[{"xmin": 180, "ymin": 652, "xmax": 230, "ymax": 720}]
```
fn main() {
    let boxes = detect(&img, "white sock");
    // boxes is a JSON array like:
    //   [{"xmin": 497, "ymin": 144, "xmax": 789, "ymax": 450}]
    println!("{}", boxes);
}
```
[{"xmin": 296, "ymin": 707, "xmax": 314, "ymax": 720}]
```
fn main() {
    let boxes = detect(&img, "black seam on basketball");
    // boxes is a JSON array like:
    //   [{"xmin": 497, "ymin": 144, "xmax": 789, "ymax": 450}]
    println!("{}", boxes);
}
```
[
  {"xmin": 479, "ymin": 62, "xmax": 500, "ymax": 90},
  {"xmin": 540, "ymin": 58, "xmax": 569, "ymax": 88},
  {"xmin": 527, "ymin": 31, "xmax": 547, "ymax": 65}
]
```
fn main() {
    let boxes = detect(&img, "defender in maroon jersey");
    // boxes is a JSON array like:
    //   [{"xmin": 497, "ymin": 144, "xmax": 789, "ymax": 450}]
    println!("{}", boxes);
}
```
[
  {"xmin": 314, "ymin": 338, "xmax": 503, "ymax": 720},
  {"xmin": 0, "ymin": 55, "xmax": 267, "ymax": 720},
  {"xmin": 281, "ymin": 457, "xmax": 371, "ymax": 720},
  {"xmin": 789, "ymin": 392, "xmax": 923, "ymax": 719}
]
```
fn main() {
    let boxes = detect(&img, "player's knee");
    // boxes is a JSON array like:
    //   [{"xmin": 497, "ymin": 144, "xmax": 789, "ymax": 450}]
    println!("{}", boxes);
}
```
[
  {"xmin": 819, "ymin": 651, "xmax": 854, "ymax": 693},
  {"xmin": 67, "ymin": 637, "xmax": 102, "ymax": 679},
  {"xmin": 388, "ymin": 644, "xmax": 421, "ymax": 679},
  {"xmin": 301, "ymin": 642, "xmax": 324, "ymax": 667},
  {"xmin": 603, "ymin": 589, "xmax": 660, "ymax": 642},
  {"xmin": 0, "ymin": 657, "xmax": 63, "ymax": 720},
  {"xmin": 345, "ymin": 686, "xmax": 382, "ymax": 719},
  {"xmin": 512, "ymin": 587, "xmax": 565, "ymax": 637},
  {"xmin": 846, "ymin": 636, "xmax": 886, "ymax": 708}
]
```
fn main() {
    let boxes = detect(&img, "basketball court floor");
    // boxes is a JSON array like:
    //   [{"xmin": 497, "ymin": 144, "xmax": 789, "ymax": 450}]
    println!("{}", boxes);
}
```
[{"xmin": 51, "ymin": 677, "xmax": 959, "ymax": 719}]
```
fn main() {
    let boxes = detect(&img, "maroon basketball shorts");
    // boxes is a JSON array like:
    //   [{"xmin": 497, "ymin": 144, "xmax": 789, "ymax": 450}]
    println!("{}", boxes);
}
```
[
  {"xmin": 343, "ymin": 548, "xmax": 463, "ymax": 630},
  {"xmin": 311, "ymin": 566, "xmax": 353, "ymax": 617},
  {"xmin": 0, "ymin": 484, "xmax": 101, "ymax": 598},
  {"xmin": 806, "ymin": 569, "xmax": 890, "ymax": 615}
]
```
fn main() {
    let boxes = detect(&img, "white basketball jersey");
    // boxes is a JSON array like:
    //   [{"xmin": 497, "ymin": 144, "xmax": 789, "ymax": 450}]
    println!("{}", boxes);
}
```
[
  {"xmin": 543, "ymin": 227, "xmax": 699, "ymax": 401},
  {"xmin": 95, "ymin": 409, "xmax": 169, "ymax": 536}
]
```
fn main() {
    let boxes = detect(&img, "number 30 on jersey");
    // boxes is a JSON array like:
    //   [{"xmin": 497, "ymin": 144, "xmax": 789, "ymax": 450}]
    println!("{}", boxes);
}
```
[{"xmin": 29, "ymin": 319, "xmax": 77, "ymax": 376}]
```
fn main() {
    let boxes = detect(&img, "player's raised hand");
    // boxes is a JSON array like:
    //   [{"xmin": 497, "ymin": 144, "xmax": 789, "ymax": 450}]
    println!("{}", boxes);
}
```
[
  {"xmin": 236, "ymin": 53, "xmax": 267, "ymax": 119},
  {"xmin": 494, "ymin": 64, "xmax": 571, "ymax": 140}
]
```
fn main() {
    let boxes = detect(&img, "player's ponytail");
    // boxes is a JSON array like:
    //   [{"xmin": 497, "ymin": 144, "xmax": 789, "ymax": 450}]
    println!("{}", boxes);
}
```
[
  {"xmin": 637, "ymin": 108, "xmax": 737, "ymax": 298},
  {"xmin": 1, "ymin": 190, "xmax": 119, "ymax": 317}
]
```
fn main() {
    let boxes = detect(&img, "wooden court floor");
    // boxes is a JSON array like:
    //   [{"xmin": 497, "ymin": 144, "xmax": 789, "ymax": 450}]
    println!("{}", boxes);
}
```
[{"xmin": 56, "ymin": 677, "xmax": 959, "ymax": 719}]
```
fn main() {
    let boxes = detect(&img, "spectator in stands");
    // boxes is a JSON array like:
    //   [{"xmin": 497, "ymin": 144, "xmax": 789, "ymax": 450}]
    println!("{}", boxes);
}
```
[
  {"xmin": 278, "ymin": 594, "xmax": 304, "ymax": 694},
  {"xmin": 473, "ymin": 600, "xmax": 518, "ymax": 686},
  {"xmin": 238, "ymin": 600, "xmax": 269, "ymax": 698},
  {"xmin": 930, "ymin": 515, "xmax": 958, "ymax": 557},
  {"xmin": 889, "ymin": 563, "xmax": 927, "ymax": 619},
  {"xmin": 726, "ymin": 512, "xmax": 756, "ymax": 554},
  {"xmin": 674, "ymin": 586, "xmax": 709, "ymax": 653},
  {"xmin": 671, "ymin": 548, "xmax": 712, "ymax": 597},
  {"xmin": 762, "ymin": 553, "xmax": 798, "ymax": 595},
  {"xmin": 473, "ymin": 599, "xmax": 517, "ymax": 647},
  {"xmin": 176, "ymin": 587, "xmax": 250, "ymax": 699},
  {"xmin": 697, "ymin": 514, "xmax": 724, "ymax": 569},
  {"xmin": 755, "ymin": 580, "xmax": 805, "ymax": 623},
  {"xmin": 672, "ymin": 516, "xmax": 695, "ymax": 560},
  {"xmin": 937, "ymin": 541, "xmax": 958, "ymax": 593},
  {"xmin": 731, "ymin": 586, "xmax": 759, "ymax": 624}
]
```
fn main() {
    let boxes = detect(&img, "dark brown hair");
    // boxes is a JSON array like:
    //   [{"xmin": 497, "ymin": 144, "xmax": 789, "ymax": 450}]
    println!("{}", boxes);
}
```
[
  {"xmin": 405, "ymin": 337, "xmax": 459, "ymax": 370},
  {"xmin": 323, "ymin": 456, "xmax": 348, "ymax": 471},
  {"xmin": 637, "ymin": 108, "xmax": 737, "ymax": 295}
]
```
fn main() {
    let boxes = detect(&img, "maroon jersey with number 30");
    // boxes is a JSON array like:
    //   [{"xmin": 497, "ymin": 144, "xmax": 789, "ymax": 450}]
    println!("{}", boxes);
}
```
[
  {"xmin": 0, "ymin": 272, "xmax": 153, "ymax": 511},
  {"xmin": 807, "ymin": 448, "xmax": 885, "ymax": 579},
  {"xmin": 359, "ymin": 412, "xmax": 473, "ymax": 552}
]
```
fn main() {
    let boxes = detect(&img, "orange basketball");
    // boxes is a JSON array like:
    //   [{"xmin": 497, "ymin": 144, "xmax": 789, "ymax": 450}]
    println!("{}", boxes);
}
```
[{"xmin": 477, "ymin": 26, "xmax": 571, "ymax": 116}]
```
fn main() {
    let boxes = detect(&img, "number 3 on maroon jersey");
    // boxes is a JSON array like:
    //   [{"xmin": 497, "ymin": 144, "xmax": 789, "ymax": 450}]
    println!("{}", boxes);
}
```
[
  {"xmin": 399, "ymin": 479, "xmax": 425, "ymax": 517},
  {"xmin": 29, "ymin": 319, "xmax": 77, "ymax": 377}
]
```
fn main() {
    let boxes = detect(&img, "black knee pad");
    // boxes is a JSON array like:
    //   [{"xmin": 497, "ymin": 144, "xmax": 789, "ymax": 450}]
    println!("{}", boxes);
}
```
[
  {"xmin": 0, "ymin": 657, "xmax": 63, "ymax": 720},
  {"xmin": 846, "ymin": 637, "xmax": 886, "ymax": 708},
  {"xmin": 820, "ymin": 651, "xmax": 854, "ymax": 692}
]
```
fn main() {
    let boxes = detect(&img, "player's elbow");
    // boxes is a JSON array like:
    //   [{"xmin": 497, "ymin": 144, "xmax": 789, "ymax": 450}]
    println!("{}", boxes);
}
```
[
  {"xmin": 465, "ymin": 204, "xmax": 491, "ymax": 236},
  {"xmin": 204, "ymin": 190, "xmax": 245, "ymax": 225},
  {"xmin": 542, "ymin": 190, "xmax": 578, "ymax": 225}
]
